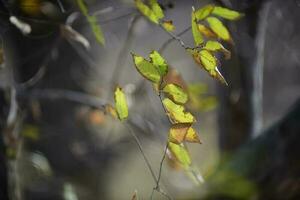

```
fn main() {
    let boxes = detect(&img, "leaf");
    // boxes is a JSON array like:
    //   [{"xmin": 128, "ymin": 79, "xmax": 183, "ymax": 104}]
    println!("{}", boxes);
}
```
[
  {"xmin": 162, "ymin": 20, "xmax": 175, "ymax": 32},
  {"xmin": 198, "ymin": 24, "xmax": 216, "ymax": 38},
  {"xmin": 169, "ymin": 123, "xmax": 192, "ymax": 144},
  {"xmin": 212, "ymin": 6, "xmax": 244, "ymax": 20},
  {"xmin": 22, "ymin": 124, "xmax": 40, "ymax": 141},
  {"xmin": 185, "ymin": 127, "xmax": 201, "ymax": 143},
  {"xmin": 194, "ymin": 4, "xmax": 214, "ymax": 21},
  {"xmin": 191, "ymin": 9, "xmax": 204, "ymax": 46},
  {"xmin": 132, "ymin": 53, "xmax": 161, "ymax": 83},
  {"xmin": 149, "ymin": 0, "xmax": 164, "ymax": 19},
  {"xmin": 149, "ymin": 50, "xmax": 168, "ymax": 77},
  {"xmin": 76, "ymin": 0, "xmax": 105, "ymax": 45},
  {"xmin": 204, "ymin": 41, "xmax": 231, "ymax": 59},
  {"xmin": 105, "ymin": 104, "xmax": 118, "ymax": 119},
  {"xmin": 190, "ymin": 49, "xmax": 228, "ymax": 85},
  {"xmin": 168, "ymin": 142, "xmax": 191, "ymax": 168},
  {"xmin": 163, "ymin": 98, "xmax": 195, "ymax": 124},
  {"xmin": 135, "ymin": 0, "xmax": 159, "ymax": 24},
  {"xmin": 20, "ymin": 0, "xmax": 41, "ymax": 16},
  {"xmin": 163, "ymin": 84, "xmax": 188, "ymax": 104},
  {"xmin": 114, "ymin": 87, "xmax": 129, "ymax": 121},
  {"xmin": 206, "ymin": 17, "xmax": 231, "ymax": 42}
]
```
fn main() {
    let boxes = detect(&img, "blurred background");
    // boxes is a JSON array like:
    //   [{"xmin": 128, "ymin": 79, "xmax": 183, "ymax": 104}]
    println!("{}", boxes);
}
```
[{"xmin": 0, "ymin": 0, "xmax": 299, "ymax": 199}]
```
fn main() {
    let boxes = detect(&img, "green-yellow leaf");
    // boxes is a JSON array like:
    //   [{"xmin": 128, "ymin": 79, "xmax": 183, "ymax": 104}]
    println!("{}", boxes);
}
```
[
  {"xmin": 206, "ymin": 17, "xmax": 231, "ymax": 42},
  {"xmin": 149, "ymin": 50, "xmax": 168, "ymax": 77},
  {"xmin": 163, "ymin": 98, "xmax": 195, "ymax": 124},
  {"xmin": 114, "ymin": 87, "xmax": 128, "ymax": 121},
  {"xmin": 168, "ymin": 142, "xmax": 191, "ymax": 168},
  {"xmin": 194, "ymin": 4, "xmax": 214, "ymax": 21},
  {"xmin": 149, "ymin": 0, "xmax": 164, "ymax": 19},
  {"xmin": 162, "ymin": 20, "xmax": 175, "ymax": 32},
  {"xmin": 198, "ymin": 24, "xmax": 216, "ymax": 38},
  {"xmin": 169, "ymin": 123, "xmax": 191, "ymax": 144},
  {"xmin": 185, "ymin": 127, "xmax": 201, "ymax": 143},
  {"xmin": 77, "ymin": 0, "xmax": 105, "ymax": 45},
  {"xmin": 135, "ymin": 0, "xmax": 159, "ymax": 24},
  {"xmin": 163, "ymin": 83, "xmax": 188, "ymax": 104},
  {"xmin": 132, "ymin": 53, "xmax": 161, "ymax": 83},
  {"xmin": 204, "ymin": 41, "xmax": 231, "ymax": 59},
  {"xmin": 212, "ymin": 6, "xmax": 244, "ymax": 20},
  {"xmin": 192, "ymin": 10, "xmax": 204, "ymax": 46}
]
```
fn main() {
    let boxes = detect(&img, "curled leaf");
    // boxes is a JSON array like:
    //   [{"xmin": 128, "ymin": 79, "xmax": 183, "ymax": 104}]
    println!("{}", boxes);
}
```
[
  {"xmin": 132, "ymin": 53, "xmax": 161, "ymax": 83},
  {"xmin": 149, "ymin": 50, "xmax": 168, "ymax": 77},
  {"xmin": 206, "ymin": 17, "xmax": 231, "ymax": 42},
  {"xmin": 212, "ymin": 6, "xmax": 244, "ymax": 20},
  {"xmin": 114, "ymin": 87, "xmax": 128, "ymax": 121},
  {"xmin": 194, "ymin": 4, "xmax": 214, "ymax": 21},
  {"xmin": 204, "ymin": 41, "xmax": 231, "ymax": 59},
  {"xmin": 163, "ymin": 83, "xmax": 188, "ymax": 104},
  {"xmin": 163, "ymin": 98, "xmax": 195, "ymax": 124},
  {"xmin": 134, "ymin": 0, "xmax": 159, "ymax": 24},
  {"xmin": 191, "ymin": 9, "xmax": 204, "ymax": 46},
  {"xmin": 162, "ymin": 20, "xmax": 175, "ymax": 32}
]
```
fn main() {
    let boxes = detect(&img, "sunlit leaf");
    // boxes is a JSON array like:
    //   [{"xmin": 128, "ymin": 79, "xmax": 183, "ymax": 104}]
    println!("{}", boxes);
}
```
[
  {"xmin": 169, "ymin": 123, "xmax": 191, "ymax": 144},
  {"xmin": 132, "ymin": 53, "xmax": 161, "ymax": 83},
  {"xmin": 135, "ymin": 0, "xmax": 159, "ymax": 24},
  {"xmin": 194, "ymin": 4, "xmax": 214, "ymax": 21},
  {"xmin": 191, "ymin": 10, "xmax": 204, "ymax": 46},
  {"xmin": 185, "ymin": 127, "xmax": 201, "ymax": 143},
  {"xmin": 204, "ymin": 41, "xmax": 231, "ymax": 59},
  {"xmin": 168, "ymin": 142, "xmax": 191, "ymax": 168},
  {"xmin": 163, "ymin": 83, "xmax": 188, "ymax": 104},
  {"xmin": 149, "ymin": 50, "xmax": 168, "ymax": 77},
  {"xmin": 114, "ymin": 87, "xmax": 128, "ymax": 121},
  {"xmin": 163, "ymin": 98, "xmax": 195, "ymax": 124},
  {"xmin": 77, "ymin": 0, "xmax": 105, "ymax": 45},
  {"xmin": 212, "ymin": 6, "xmax": 244, "ymax": 20},
  {"xmin": 149, "ymin": 0, "xmax": 164, "ymax": 19},
  {"xmin": 190, "ymin": 49, "xmax": 228, "ymax": 85},
  {"xmin": 198, "ymin": 24, "xmax": 216, "ymax": 38},
  {"xmin": 162, "ymin": 20, "xmax": 175, "ymax": 32},
  {"xmin": 206, "ymin": 17, "xmax": 231, "ymax": 42}
]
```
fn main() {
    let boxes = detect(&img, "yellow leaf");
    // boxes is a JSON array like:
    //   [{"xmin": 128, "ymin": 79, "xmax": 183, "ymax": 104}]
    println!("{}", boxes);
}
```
[
  {"xmin": 204, "ymin": 41, "xmax": 231, "ymax": 59},
  {"xmin": 77, "ymin": 0, "xmax": 105, "ymax": 45},
  {"xmin": 194, "ymin": 4, "xmax": 214, "ymax": 21},
  {"xmin": 149, "ymin": 50, "xmax": 168, "ymax": 77},
  {"xmin": 114, "ymin": 87, "xmax": 128, "ymax": 121},
  {"xmin": 20, "ymin": 0, "xmax": 41, "ymax": 16},
  {"xmin": 169, "ymin": 123, "xmax": 192, "ymax": 144},
  {"xmin": 135, "ymin": 0, "xmax": 159, "ymax": 24},
  {"xmin": 132, "ymin": 53, "xmax": 161, "ymax": 83},
  {"xmin": 185, "ymin": 127, "xmax": 201, "ymax": 143},
  {"xmin": 163, "ymin": 98, "xmax": 195, "ymax": 124},
  {"xmin": 198, "ymin": 24, "xmax": 216, "ymax": 38},
  {"xmin": 191, "ymin": 9, "xmax": 204, "ymax": 46},
  {"xmin": 206, "ymin": 17, "xmax": 231, "ymax": 42},
  {"xmin": 212, "ymin": 6, "xmax": 244, "ymax": 20},
  {"xmin": 149, "ymin": 0, "xmax": 164, "ymax": 19},
  {"xmin": 168, "ymin": 142, "xmax": 191, "ymax": 168},
  {"xmin": 162, "ymin": 20, "xmax": 175, "ymax": 32},
  {"xmin": 163, "ymin": 83, "xmax": 188, "ymax": 104}
]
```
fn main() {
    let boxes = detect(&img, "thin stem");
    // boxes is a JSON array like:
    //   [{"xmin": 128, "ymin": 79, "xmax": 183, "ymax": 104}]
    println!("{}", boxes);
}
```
[{"xmin": 156, "ymin": 142, "xmax": 169, "ymax": 188}]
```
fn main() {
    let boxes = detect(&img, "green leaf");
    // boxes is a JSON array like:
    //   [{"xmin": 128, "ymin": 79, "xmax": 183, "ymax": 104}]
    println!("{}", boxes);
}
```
[
  {"xmin": 194, "ymin": 4, "xmax": 214, "ymax": 21},
  {"xmin": 149, "ymin": 0, "xmax": 164, "ymax": 19},
  {"xmin": 149, "ymin": 50, "xmax": 168, "ymax": 77},
  {"xmin": 192, "ymin": 10, "xmax": 204, "ymax": 46},
  {"xmin": 212, "ymin": 6, "xmax": 244, "ymax": 20},
  {"xmin": 163, "ymin": 83, "xmax": 188, "ymax": 104},
  {"xmin": 185, "ymin": 127, "xmax": 201, "ymax": 143},
  {"xmin": 132, "ymin": 53, "xmax": 161, "ymax": 83},
  {"xmin": 168, "ymin": 142, "xmax": 191, "ymax": 168},
  {"xmin": 206, "ymin": 17, "xmax": 231, "ymax": 42},
  {"xmin": 162, "ymin": 20, "xmax": 175, "ymax": 32},
  {"xmin": 135, "ymin": 0, "xmax": 159, "ymax": 24},
  {"xmin": 114, "ymin": 87, "xmax": 129, "ymax": 121},
  {"xmin": 76, "ymin": 0, "xmax": 105, "ymax": 45},
  {"xmin": 204, "ymin": 41, "xmax": 231, "ymax": 59},
  {"xmin": 163, "ymin": 98, "xmax": 195, "ymax": 124}
]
